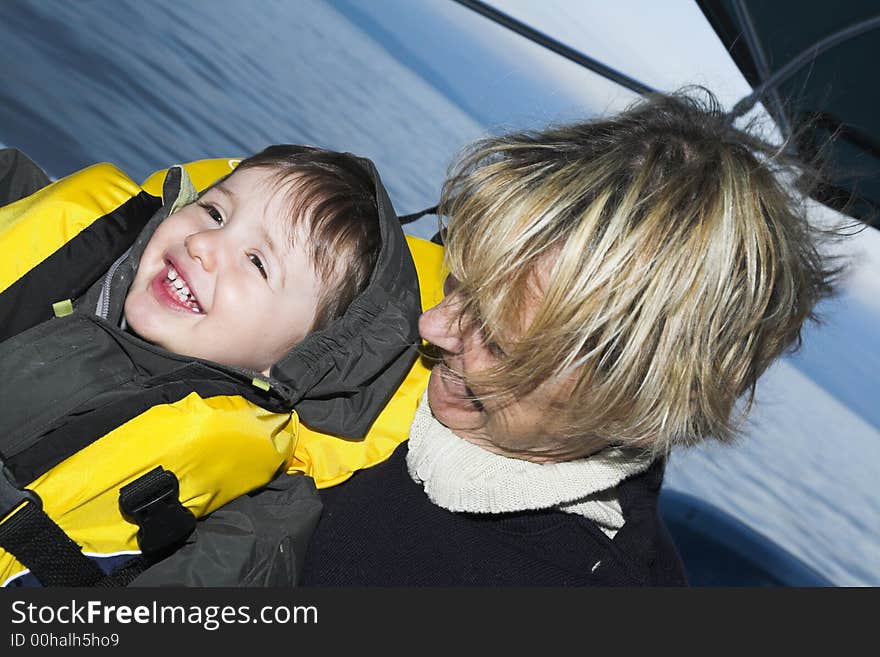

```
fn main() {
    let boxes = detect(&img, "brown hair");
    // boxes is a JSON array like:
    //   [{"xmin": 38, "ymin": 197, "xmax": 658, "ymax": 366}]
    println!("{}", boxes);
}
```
[
  {"xmin": 234, "ymin": 145, "xmax": 380, "ymax": 330},
  {"xmin": 439, "ymin": 88, "xmax": 846, "ymax": 456}
]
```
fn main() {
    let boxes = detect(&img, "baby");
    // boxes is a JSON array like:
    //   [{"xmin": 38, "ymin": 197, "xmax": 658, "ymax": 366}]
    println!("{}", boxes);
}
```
[
  {"xmin": 125, "ymin": 144, "xmax": 381, "ymax": 374},
  {"xmin": 0, "ymin": 144, "xmax": 421, "ymax": 587}
]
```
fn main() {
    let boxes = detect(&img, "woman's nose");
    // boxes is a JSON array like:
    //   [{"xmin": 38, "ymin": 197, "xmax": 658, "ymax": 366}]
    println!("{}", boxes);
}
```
[
  {"xmin": 184, "ymin": 230, "xmax": 217, "ymax": 271},
  {"xmin": 418, "ymin": 296, "xmax": 464, "ymax": 354}
]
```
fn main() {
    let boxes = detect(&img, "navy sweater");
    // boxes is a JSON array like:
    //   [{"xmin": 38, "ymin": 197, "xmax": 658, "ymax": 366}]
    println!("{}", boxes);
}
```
[{"xmin": 300, "ymin": 441, "xmax": 687, "ymax": 586}]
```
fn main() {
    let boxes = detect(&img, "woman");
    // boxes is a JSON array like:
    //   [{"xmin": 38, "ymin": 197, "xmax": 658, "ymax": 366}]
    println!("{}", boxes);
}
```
[{"xmin": 297, "ymin": 89, "xmax": 840, "ymax": 586}]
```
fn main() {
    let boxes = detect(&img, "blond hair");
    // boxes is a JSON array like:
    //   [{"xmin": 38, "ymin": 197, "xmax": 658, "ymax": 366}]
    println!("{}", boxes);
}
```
[{"xmin": 439, "ymin": 88, "xmax": 844, "ymax": 457}]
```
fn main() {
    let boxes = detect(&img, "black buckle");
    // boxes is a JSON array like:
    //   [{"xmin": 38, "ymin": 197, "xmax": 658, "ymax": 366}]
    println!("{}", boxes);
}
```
[
  {"xmin": 119, "ymin": 467, "xmax": 196, "ymax": 558},
  {"xmin": 0, "ymin": 461, "xmax": 41, "ymax": 520}
]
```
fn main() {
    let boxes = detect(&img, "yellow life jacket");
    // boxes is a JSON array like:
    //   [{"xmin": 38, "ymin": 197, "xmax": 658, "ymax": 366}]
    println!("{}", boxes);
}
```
[{"xmin": 0, "ymin": 158, "xmax": 443, "ymax": 586}]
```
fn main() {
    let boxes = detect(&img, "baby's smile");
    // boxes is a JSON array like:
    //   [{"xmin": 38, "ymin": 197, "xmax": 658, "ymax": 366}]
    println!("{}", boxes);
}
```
[{"xmin": 151, "ymin": 262, "xmax": 203, "ymax": 314}]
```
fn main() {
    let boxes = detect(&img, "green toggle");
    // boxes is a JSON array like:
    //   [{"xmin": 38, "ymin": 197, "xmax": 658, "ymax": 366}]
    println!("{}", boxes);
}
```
[
  {"xmin": 251, "ymin": 377, "xmax": 271, "ymax": 392},
  {"xmin": 52, "ymin": 299, "xmax": 74, "ymax": 317}
]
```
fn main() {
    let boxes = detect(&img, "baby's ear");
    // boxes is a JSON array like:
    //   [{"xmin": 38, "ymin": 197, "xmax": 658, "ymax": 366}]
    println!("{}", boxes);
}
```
[{"xmin": 162, "ymin": 165, "xmax": 198, "ymax": 214}]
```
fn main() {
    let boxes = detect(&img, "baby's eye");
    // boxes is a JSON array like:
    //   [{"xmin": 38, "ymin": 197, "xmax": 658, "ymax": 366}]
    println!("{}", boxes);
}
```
[
  {"xmin": 249, "ymin": 254, "xmax": 268, "ymax": 280},
  {"xmin": 197, "ymin": 201, "xmax": 224, "ymax": 226}
]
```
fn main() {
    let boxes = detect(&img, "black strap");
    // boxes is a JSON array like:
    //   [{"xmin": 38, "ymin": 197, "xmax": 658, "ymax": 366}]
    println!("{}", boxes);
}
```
[
  {"xmin": 94, "ymin": 556, "xmax": 153, "ymax": 588},
  {"xmin": 119, "ymin": 466, "xmax": 196, "ymax": 560},
  {"xmin": 0, "ymin": 463, "xmax": 105, "ymax": 586},
  {"xmin": 399, "ymin": 204, "xmax": 438, "ymax": 225},
  {"xmin": 0, "ymin": 462, "xmax": 195, "ymax": 587}
]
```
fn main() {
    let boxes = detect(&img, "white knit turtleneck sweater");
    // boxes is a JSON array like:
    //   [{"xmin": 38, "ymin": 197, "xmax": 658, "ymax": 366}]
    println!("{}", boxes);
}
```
[{"xmin": 405, "ymin": 392, "xmax": 652, "ymax": 538}]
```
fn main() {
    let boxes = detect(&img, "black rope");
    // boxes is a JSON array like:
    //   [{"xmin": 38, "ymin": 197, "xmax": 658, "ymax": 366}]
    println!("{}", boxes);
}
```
[
  {"xmin": 729, "ymin": 0, "xmax": 792, "ymax": 137},
  {"xmin": 450, "ymin": 0, "xmax": 655, "ymax": 96},
  {"xmin": 727, "ymin": 14, "xmax": 880, "ymax": 123},
  {"xmin": 451, "ymin": 0, "xmax": 879, "ymax": 136}
]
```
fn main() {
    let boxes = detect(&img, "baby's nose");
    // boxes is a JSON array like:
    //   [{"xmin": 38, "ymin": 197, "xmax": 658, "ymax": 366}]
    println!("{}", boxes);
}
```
[{"xmin": 184, "ymin": 230, "xmax": 217, "ymax": 271}]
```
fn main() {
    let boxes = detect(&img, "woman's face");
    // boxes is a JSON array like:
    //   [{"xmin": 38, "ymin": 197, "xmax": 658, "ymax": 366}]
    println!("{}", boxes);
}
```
[{"xmin": 419, "ymin": 275, "xmax": 598, "ymax": 463}]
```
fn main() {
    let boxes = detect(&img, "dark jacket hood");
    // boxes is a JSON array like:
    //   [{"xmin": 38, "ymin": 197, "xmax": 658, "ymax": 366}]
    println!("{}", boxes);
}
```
[
  {"xmin": 269, "ymin": 155, "xmax": 421, "ymax": 437},
  {"xmin": 88, "ymin": 155, "xmax": 421, "ymax": 439}
]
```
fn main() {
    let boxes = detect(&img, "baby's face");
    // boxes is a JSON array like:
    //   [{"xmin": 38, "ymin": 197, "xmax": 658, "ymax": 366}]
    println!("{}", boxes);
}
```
[{"xmin": 124, "ymin": 167, "xmax": 323, "ymax": 375}]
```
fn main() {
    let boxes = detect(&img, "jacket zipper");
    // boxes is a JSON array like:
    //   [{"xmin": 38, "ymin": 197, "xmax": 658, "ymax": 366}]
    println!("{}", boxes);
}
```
[{"xmin": 96, "ymin": 247, "xmax": 132, "ymax": 319}]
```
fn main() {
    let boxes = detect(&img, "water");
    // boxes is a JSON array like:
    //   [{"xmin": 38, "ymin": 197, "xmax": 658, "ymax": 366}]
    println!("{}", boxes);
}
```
[{"xmin": 1, "ymin": 0, "xmax": 877, "ymax": 585}]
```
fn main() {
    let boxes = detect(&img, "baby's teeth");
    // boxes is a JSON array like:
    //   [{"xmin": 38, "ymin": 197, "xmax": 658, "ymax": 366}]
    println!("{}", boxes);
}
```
[{"xmin": 165, "ymin": 266, "xmax": 199, "ymax": 309}]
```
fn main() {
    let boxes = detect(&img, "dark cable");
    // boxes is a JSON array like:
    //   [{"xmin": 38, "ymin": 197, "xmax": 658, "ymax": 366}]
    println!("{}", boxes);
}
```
[
  {"xmin": 730, "ymin": 0, "xmax": 792, "ymax": 136},
  {"xmin": 450, "ymin": 0, "xmax": 655, "ymax": 96},
  {"xmin": 727, "ymin": 14, "xmax": 880, "ymax": 123}
]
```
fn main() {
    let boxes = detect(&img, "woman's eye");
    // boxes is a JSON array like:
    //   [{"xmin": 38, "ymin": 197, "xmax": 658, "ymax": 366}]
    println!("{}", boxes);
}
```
[
  {"xmin": 249, "ymin": 254, "xmax": 268, "ymax": 279},
  {"xmin": 485, "ymin": 339, "xmax": 507, "ymax": 359},
  {"xmin": 478, "ymin": 325, "xmax": 506, "ymax": 358},
  {"xmin": 198, "ymin": 202, "xmax": 224, "ymax": 226},
  {"xmin": 442, "ymin": 275, "xmax": 460, "ymax": 297}
]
